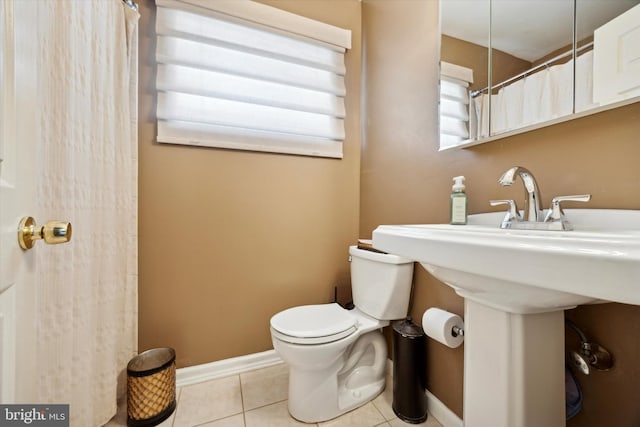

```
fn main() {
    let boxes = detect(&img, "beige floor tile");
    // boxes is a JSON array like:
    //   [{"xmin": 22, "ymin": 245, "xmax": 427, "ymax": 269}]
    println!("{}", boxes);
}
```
[
  {"xmin": 198, "ymin": 413, "xmax": 245, "ymax": 427},
  {"xmin": 173, "ymin": 375, "xmax": 243, "ymax": 426},
  {"xmin": 103, "ymin": 394, "xmax": 178, "ymax": 427},
  {"xmin": 106, "ymin": 358, "xmax": 446, "ymax": 427},
  {"xmin": 318, "ymin": 402, "xmax": 386, "ymax": 427},
  {"xmin": 372, "ymin": 381, "xmax": 395, "ymax": 420},
  {"xmin": 388, "ymin": 416, "xmax": 442, "ymax": 427},
  {"xmin": 157, "ymin": 411, "xmax": 177, "ymax": 427},
  {"xmin": 103, "ymin": 401, "xmax": 126, "ymax": 426},
  {"xmin": 244, "ymin": 401, "xmax": 309, "ymax": 427},
  {"xmin": 240, "ymin": 363, "xmax": 289, "ymax": 411}
]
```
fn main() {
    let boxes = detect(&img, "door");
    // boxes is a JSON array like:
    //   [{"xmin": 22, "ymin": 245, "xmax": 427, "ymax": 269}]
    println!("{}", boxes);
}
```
[{"xmin": 1, "ymin": 0, "xmax": 41, "ymax": 402}]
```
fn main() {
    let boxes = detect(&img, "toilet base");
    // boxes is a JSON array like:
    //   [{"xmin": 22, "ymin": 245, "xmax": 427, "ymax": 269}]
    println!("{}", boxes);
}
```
[{"xmin": 287, "ymin": 331, "xmax": 388, "ymax": 423}]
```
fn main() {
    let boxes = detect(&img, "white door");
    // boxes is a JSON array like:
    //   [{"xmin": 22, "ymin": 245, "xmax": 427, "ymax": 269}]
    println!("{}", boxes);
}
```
[
  {"xmin": 1, "ymin": 0, "xmax": 44, "ymax": 403},
  {"xmin": 593, "ymin": 4, "xmax": 640, "ymax": 105}
]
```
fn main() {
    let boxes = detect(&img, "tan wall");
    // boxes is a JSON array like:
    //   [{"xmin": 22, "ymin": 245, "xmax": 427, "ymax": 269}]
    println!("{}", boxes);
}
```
[
  {"xmin": 442, "ymin": 35, "xmax": 531, "ymax": 92},
  {"xmin": 361, "ymin": 0, "xmax": 640, "ymax": 425},
  {"xmin": 138, "ymin": 0, "xmax": 362, "ymax": 368}
]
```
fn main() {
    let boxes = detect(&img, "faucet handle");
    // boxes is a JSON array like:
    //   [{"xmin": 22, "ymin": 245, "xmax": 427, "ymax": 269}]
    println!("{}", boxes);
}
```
[
  {"xmin": 544, "ymin": 194, "xmax": 592, "ymax": 224},
  {"xmin": 490, "ymin": 199, "xmax": 521, "ymax": 227}
]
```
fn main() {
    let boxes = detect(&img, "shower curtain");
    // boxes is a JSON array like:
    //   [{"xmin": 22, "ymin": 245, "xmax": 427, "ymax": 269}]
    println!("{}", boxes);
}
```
[
  {"xmin": 472, "ymin": 50, "xmax": 595, "ymax": 138},
  {"xmin": 33, "ymin": 1, "xmax": 138, "ymax": 426}
]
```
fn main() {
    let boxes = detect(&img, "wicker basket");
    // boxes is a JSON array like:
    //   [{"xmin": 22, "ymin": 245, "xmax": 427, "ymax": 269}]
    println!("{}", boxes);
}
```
[{"xmin": 127, "ymin": 348, "xmax": 176, "ymax": 426}]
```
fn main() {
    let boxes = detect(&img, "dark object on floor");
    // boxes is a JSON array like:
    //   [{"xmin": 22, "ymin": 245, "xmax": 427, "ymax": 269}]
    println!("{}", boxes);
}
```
[
  {"xmin": 566, "ymin": 366, "xmax": 583, "ymax": 420},
  {"xmin": 392, "ymin": 318, "xmax": 428, "ymax": 424}
]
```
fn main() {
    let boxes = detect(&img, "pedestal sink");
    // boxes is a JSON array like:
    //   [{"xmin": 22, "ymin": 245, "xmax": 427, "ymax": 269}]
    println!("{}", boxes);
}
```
[{"xmin": 372, "ymin": 209, "xmax": 640, "ymax": 427}]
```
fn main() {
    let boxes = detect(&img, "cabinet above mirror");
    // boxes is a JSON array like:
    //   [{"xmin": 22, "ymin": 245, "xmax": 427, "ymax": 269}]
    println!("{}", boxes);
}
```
[{"xmin": 439, "ymin": 0, "xmax": 640, "ymax": 150}]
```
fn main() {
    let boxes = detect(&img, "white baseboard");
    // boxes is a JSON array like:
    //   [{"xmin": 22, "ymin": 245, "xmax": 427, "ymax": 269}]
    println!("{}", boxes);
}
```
[
  {"xmin": 176, "ymin": 349, "xmax": 283, "ymax": 387},
  {"xmin": 426, "ymin": 389, "xmax": 463, "ymax": 427},
  {"xmin": 176, "ymin": 351, "xmax": 463, "ymax": 427}
]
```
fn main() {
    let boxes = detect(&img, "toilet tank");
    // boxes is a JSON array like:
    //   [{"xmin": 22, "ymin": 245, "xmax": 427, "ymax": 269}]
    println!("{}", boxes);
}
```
[{"xmin": 349, "ymin": 246, "xmax": 414, "ymax": 320}]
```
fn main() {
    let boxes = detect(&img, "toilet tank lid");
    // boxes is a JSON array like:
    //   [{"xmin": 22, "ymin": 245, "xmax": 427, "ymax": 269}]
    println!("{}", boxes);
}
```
[
  {"xmin": 270, "ymin": 303, "xmax": 356, "ymax": 339},
  {"xmin": 349, "ymin": 245, "xmax": 412, "ymax": 264}
]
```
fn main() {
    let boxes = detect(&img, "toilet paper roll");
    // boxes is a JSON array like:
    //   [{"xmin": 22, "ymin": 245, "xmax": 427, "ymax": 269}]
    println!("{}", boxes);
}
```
[{"xmin": 422, "ymin": 308, "xmax": 464, "ymax": 348}]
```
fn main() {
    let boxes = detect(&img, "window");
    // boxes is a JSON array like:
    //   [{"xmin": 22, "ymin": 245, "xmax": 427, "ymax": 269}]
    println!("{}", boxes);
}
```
[
  {"xmin": 155, "ymin": 0, "xmax": 351, "ymax": 158},
  {"xmin": 439, "ymin": 62, "xmax": 473, "ymax": 149}
]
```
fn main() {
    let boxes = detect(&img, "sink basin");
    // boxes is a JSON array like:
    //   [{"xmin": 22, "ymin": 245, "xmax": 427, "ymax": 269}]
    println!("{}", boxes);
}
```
[
  {"xmin": 373, "ymin": 209, "xmax": 640, "ymax": 427},
  {"xmin": 373, "ymin": 209, "xmax": 640, "ymax": 314}
]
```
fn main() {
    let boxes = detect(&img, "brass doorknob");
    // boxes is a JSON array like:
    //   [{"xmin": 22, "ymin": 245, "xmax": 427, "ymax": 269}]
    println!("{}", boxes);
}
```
[{"xmin": 18, "ymin": 216, "xmax": 72, "ymax": 250}]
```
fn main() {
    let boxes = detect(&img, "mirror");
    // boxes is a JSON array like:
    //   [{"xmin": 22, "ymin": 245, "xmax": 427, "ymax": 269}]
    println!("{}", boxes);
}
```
[{"xmin": 439, "ymin": 0, "xmax": 640, "ymax": 150}]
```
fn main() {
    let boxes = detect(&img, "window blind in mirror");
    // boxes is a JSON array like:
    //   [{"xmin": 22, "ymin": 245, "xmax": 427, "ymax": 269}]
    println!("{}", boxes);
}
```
[{"xmin": 440, "ymin": 62, "xmax": 473, "ymax": 149}]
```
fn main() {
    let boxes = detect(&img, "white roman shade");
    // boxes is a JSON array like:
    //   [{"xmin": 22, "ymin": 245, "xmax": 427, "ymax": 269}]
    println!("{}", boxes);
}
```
[
  {"xmin": 440, "ymin": 62, "xmax": 474, "ymax": 149},
  {"xmin": 155, "ymin": 0, "xmax": 351, "ymax": 158}
]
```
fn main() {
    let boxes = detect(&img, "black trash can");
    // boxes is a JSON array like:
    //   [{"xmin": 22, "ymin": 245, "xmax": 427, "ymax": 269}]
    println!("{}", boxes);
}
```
[{"xmin": 392, "ymin": 317, "xmax": 428, "ymax": 424}]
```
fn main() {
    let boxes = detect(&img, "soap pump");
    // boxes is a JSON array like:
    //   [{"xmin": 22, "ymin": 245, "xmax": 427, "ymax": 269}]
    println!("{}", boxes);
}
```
[{"xmin": 450, "ymin": 176, "xmax": 467, "ymax": 225}]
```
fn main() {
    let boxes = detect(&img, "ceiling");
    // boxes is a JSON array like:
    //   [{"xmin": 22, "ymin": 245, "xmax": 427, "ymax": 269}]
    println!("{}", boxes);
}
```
[{"xmin": 441, "ymin": 0, "xmax": 639, "ymax": 62}]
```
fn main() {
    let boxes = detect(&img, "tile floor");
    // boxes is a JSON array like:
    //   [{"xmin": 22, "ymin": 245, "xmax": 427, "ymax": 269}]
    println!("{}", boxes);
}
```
[{"xmin": 106, "ymin": 362, "xmax": 443, "ymax": 427}]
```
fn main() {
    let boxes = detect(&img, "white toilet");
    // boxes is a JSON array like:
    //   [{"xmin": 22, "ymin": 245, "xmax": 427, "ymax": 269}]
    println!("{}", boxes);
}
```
[{"xmin": 270, "ymin": 245, "xmax": 414, "ymax": 423}]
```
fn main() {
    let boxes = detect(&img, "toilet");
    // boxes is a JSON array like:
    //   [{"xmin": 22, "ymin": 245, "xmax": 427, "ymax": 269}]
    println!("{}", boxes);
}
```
[{"xmin": 270, "ymin": 245, "xmax": 414, "ymax": 423}]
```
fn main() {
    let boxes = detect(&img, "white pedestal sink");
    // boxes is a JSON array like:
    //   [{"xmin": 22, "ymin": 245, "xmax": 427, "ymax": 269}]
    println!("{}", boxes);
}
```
[{"xmin": 372, "ymin": 209, "xmax": 640, "ymax": 427}]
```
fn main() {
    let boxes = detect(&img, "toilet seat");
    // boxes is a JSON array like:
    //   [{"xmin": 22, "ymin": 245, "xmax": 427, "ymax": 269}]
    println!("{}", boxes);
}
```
[{"xmin": 271, "ymin": 304, "xmax": 357, "ymax": 345}]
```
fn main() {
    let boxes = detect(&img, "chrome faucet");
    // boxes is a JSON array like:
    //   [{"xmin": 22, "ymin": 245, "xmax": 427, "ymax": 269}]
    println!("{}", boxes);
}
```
[
  {"xmin": 498, "ymin": 166, "xmax": 543, "ymax": 222},
  {"xmin": 491, "ymin": 166, "xmax": 591, "ymax": 230}
]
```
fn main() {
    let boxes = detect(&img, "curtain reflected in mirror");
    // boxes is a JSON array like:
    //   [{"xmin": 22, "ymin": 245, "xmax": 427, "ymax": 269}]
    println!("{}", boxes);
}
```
[
  {"xmin": 487, "ymin": 0, "xmax": 573, "ymax": 137},
  {"xmin": 439, "ymin": 0, "xmax": 640, "ymax": 150}
]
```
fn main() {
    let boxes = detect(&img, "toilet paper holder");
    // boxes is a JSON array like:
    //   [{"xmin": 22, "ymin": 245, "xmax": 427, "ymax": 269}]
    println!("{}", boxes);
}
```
[{"xmin": 422, "ymin": 307, "xmax": 465, "ymax": 348}]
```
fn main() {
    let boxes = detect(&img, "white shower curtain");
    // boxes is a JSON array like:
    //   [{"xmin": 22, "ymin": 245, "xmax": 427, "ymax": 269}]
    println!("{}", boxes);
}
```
[
  {"xmin": 473, "ymin": 51, "xmax": 595, "ymax": 138},
  {"xmin": 34, "ymin": 1, "xmax": 138, "ymax": 426}
]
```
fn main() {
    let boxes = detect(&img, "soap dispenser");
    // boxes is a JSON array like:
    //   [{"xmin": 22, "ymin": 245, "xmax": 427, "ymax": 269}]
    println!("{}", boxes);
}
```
[{"xmin": 450, "ymin": 176, "xmax": 467, "ymax": 225}]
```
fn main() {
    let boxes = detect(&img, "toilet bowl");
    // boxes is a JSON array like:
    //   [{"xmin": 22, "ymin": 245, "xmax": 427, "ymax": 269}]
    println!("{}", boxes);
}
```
[{"xmin": 270, "ymin": 245, "xmax": 414, "ymax": 423}]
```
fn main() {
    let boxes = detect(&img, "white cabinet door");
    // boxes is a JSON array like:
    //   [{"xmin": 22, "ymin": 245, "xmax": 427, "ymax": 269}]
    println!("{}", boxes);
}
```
[{"xmin": 593, "ymin": 4, "xmax": 640, "ymax": 105}]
